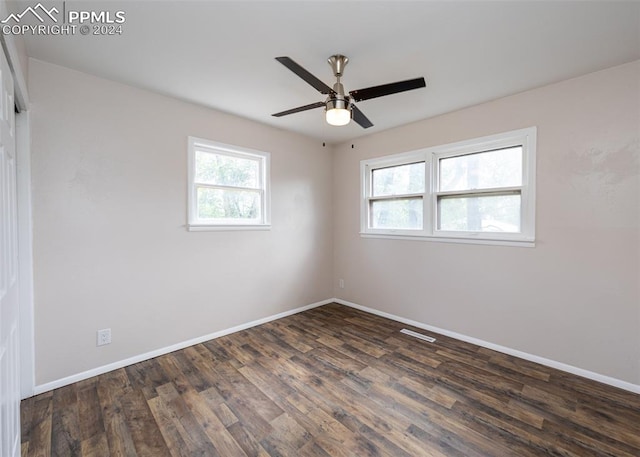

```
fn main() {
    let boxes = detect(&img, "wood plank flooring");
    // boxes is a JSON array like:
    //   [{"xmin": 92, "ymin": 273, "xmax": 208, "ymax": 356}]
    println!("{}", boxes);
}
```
[{"xmin": 21, "ymin": 303, "xmax": 640, "ymax": 456}]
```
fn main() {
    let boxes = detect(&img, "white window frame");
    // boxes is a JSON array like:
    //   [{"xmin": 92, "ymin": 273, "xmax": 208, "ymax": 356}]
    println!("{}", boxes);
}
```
[
  {"xmin": 361, "ymin": 127, "xmax": 536, "ymax": 247},
  {"xmin": 188, "ymin": 136, "xmax": 271, "ymax": 231}
]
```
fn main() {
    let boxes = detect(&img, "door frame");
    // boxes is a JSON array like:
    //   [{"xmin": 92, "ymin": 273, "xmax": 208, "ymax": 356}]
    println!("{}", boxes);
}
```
[
  {"xmin": 16, "ymin": 110, "xmax": 33, "ymax": 398},
  {"xmin": 0, "ymin": 22, "xmax": 33, "ymax": 398}
]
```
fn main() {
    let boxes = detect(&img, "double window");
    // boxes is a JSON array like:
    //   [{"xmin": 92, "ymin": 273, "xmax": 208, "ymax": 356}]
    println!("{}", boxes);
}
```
[
  {"xmin": 188, "ymin": 137, "xmax": 270, "ymax": 230},
  {"xmin": 361, "ymin": 127, "xmax": 536, "ymax": 246}
]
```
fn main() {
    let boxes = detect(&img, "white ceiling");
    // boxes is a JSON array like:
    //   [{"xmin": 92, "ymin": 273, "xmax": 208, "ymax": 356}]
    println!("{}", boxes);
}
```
[{"xmin": 11, "ymin": 0, "xmax": 640, "ymax": 144}]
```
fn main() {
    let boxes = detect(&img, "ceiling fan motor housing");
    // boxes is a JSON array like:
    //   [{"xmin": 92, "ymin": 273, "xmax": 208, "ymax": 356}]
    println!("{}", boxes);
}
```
[
  {"xmin": 325, "ymin": 96, "xmax": 350, "ymax": 112},
  {"xmin": 328, "ymin": 81, "xmax": 351, "ymax": 109}
]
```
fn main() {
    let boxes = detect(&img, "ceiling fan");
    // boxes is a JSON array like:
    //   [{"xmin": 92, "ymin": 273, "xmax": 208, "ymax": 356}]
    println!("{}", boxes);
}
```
[{"xmin": 272, "ymin": 55, "xmax": 426, "ymax": 129}]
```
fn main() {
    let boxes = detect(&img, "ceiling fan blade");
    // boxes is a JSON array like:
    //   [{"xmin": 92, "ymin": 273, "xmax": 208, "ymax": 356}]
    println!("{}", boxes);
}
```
[
  {"xmin": 272, "ymin": 101, "xmax": 325, "ymax": 117},
  {"xmin": 349, "ymin": 77, "xmax": 426, "ymax": 102},
  {"xmin": 276, "ymin": 57, "xmax": 334, "ymax": 95},
  {"xmin": 351, "ymin": 105, "xmax": 374, "ymax": 129}
]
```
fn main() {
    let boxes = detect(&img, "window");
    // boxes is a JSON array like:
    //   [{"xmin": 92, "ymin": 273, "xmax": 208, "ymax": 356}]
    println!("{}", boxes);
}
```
[
  {"xmin": 369, "ymin": 161, "xmax": 426, "ymax": 230},
  {"xmin": 188, "ymin": 137, "xmax": 270, "ymax": 230},
  {"xmin": 361, "ymin": 127, "xmax": 536, "ymax": 246}
]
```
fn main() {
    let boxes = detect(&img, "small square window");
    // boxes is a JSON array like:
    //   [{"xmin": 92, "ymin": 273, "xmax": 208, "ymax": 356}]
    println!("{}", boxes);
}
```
[{"xmin": 188, "ymin": 137, "xmax": 270, "ymax": 230}]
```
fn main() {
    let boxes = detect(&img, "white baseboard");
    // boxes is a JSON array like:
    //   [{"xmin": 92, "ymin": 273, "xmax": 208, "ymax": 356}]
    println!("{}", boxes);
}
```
[
  {"xmin": 32, "ymin": 297, "xmax": 640, "ymax": 396},
  {"xmin": 333, "ymin": 298, "xmax": 640, "ymax": 394},
  {"xmin": 33, "ymin": 298, "xmax": 332, "ymax": 395}
]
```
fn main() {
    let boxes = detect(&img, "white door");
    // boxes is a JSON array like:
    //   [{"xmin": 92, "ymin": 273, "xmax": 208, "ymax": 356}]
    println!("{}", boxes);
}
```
[{"xmin": 0, "ymin": 45, "xmax": 20, "ymax": 457}]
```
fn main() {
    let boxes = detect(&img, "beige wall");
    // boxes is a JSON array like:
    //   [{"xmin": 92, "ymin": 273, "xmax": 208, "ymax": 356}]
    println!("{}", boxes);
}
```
[
  {"xmin": 29, "ymin": 59, "xmax": 334, "ymax": 385},
  {"xmin": 333, "ymin": 61, "xmax": 640, "ymax": 385},
  {"xmin": 30, "ymin": 57, "xmax": 639, "ymax": 388}
]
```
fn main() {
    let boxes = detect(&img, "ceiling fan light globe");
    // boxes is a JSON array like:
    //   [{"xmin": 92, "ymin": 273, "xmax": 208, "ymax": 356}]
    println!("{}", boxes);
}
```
[
  {"xmin": 326, "ymin": 108, "xmax": 351, "ymax": 126},
  {"xmin": 325, "ymin": 98, "xmax": 351, "ymax": 126}
]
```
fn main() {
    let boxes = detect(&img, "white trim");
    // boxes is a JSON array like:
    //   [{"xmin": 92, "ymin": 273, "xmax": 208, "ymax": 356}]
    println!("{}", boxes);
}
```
[
  {"xmin": 333, "ymin": 298, "xmax": 640, "ymax": 394},
  {"xmin": 360, "ymin": 233, "xmax": 535, "ymax": 248},
  {"xmin": 187, "ymin": 224, "xmax": 271, "ymax": 232},
  {"xmin": 0, "ymin": 25, "xmax": 34, "ymax": 399},
  {"xmin": 33, "ymin": 298, "xmax": 332, "ymax": 395},
  {"xmin": 16, "ymin": 111, "xmax": 34, "ymax": 399},
  {"xmin": 0, "ymin": 16, "xmax": 29, "ymax": 111}
]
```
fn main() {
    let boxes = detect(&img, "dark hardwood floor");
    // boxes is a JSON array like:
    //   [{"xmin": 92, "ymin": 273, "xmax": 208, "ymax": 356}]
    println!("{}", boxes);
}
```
[{"xmin": 21, "ymin": 303, "xmax": 640, "ymax": 456}]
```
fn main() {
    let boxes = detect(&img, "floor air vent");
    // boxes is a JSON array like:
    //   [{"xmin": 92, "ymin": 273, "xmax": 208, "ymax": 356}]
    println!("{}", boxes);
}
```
[{"xmin": 400, "ymin": 328, "xmax": 436, "ymax": 343}]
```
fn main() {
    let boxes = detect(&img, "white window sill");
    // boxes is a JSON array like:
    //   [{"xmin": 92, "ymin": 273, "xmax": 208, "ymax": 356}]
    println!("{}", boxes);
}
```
[
  {"xmin": 188, "ymin": 224, "xmax": 271, "ymax": 232},
  {"xmin": 360, "ymin": 232, "xmax": 535, "ymax": 248}
]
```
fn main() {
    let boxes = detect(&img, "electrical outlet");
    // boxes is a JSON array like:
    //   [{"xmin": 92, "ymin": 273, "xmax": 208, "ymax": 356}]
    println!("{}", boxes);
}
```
[
  {"xmin": 97, "ymin": 328, "xmax": 111, "ymax": 346},
  {"xmin": 339, "ymin": 278, "xmax": 345, "ymax": 288}
]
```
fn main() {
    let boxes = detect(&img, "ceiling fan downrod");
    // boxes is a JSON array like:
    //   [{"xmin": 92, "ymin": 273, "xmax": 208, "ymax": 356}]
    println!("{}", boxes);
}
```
[
  {"xmin": 327, "ymin": 55, "xmax": 349, "ymax": 97},
  {"xmin": 326, "ymin": 55, "xmax": 351, "ymax": 123}
]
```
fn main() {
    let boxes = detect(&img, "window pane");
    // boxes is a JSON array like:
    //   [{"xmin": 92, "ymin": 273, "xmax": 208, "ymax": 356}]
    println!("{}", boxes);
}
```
[
  {"xmin": 197, "ymin": 187, "xmax": 261, "ymax": 221},
  {"xmin": 370, "ymin": 198, "xmax": 423, "ymax": 230},
  {"xmin": 195, "ymin": 150, "xmax": 259, "ymax": 188},
  {"xmin": 438, "ymin": 194, "xmax": 520, "ymax": 232},
  {"xmin": 439, "ymin": 147, "xmax": 522, "ymax": 192},
  {"xmin": 372, "ymin": 162, "xmax": 425, "ymax": 197}
]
